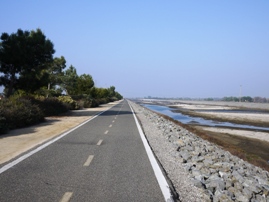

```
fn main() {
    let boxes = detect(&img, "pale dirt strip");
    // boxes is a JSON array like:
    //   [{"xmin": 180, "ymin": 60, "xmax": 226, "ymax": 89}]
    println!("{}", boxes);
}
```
[
  {"xmin": 170, "ymin": 103, "xmax": 269, "ymax": 141},
  {"xmin": 170, "ymin": 103, "xmax": 269, "ymax": 124},
  {"xmin": 0, "ymin": 101, "xmax": 121, "ymax": 165},
  {"xmin": 197, "ymin": 111, "xmax": 269, "ymax": 124},
  {"xmin": 196, "ymin": 126, "xmax": 269, "ymax": 143}
]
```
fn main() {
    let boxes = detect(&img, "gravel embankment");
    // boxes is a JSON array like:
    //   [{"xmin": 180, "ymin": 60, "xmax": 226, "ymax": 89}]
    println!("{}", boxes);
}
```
[{"xmin": 129, "ymin": 101, "xmax": 269, "ymax": 202}]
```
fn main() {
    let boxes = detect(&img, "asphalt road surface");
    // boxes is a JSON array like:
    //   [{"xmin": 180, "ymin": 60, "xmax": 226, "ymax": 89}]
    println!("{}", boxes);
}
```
[{"xmin": 0, "ymin": 100, "xmax": 171, "ymax": 202}]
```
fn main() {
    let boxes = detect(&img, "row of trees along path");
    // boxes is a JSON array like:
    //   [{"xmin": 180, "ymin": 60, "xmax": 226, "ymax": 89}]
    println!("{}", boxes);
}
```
[{"xmin": 0, "ymin": 28, "xmax": 122, "ymax": 100}]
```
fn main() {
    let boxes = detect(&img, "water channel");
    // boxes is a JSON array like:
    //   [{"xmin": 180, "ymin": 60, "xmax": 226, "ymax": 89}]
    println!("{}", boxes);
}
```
[{"xmin": 143, "ymin": 104, "xmax": 269, "ymax": 132}]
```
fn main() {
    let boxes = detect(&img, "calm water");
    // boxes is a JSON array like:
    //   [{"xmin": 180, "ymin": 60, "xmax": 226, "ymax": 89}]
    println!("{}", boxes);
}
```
[{"xmin": 143, "ymin": 104, "xmax": 269, "ymax": 132}]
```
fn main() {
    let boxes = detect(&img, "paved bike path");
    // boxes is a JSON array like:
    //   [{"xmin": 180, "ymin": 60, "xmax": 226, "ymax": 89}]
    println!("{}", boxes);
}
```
[{"xmin": 0, "ymin": 100, "xmax": 169, "ymax": 201}]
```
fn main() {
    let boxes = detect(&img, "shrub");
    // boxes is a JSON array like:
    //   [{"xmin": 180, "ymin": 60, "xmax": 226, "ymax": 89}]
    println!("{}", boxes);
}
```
[
  {"xmin": 37, "ymin": 97, "xmax": 69, "ymax": 116},
  {"xmin": 83, "ymin": 100, "xmax": 93, "ymax": 108},
  {"xmin": 75, "ymin": 100, "xmax": 85, "ymax": 109},
  {"xmin": 0, "ymin": 116, "xmax": 9, "ymax": 134},
  {"xmin": 98, "ymin": 98, "xmax": 109, "ymax": 105},
  {"xmin": 70, "ymin": 95, "xmax": 85, "ymax": 100},
  {"xmin": 0, "ymin": 98, "xmax": 44, "ymax": 132},
  {"xmin": 57, "ymin": 96, "xmax": 79, "ymax": 110},
  {"xmin": 89, "ymin": 99, "xmax": 100, "ymax": 108},
  {"xmin": 109, "ymin": 97, "xmax": 118, "ymax": 102},
  {"xmin": 75, "ymin": 99, "xmax": 100, "ymax": 108}
]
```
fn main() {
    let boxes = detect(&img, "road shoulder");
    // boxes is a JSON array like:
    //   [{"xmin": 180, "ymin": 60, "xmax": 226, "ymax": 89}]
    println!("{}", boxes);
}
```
[{"xmin": 0, "ymin": 102, "xmax": 120, "ymax": 165}]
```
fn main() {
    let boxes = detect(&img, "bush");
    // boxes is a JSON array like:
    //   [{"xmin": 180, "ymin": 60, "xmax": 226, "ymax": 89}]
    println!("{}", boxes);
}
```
[
  {"xmin": 98, "ymin": 98, "xmax": 109, "ymax": 105},
  {"xmin": 83, "ymin": 100, "xmax": 93, "ymax": 108},
  {"xmin": 57, "ymin": 96, "xmax": 80, "ymax": 110},
  {"xmin": 0, "ymin": 98, "xmax": 44, "ymax": 132},
  {"xmin": 109, "ymin": 97, "xmax": 118, "ymax": 102},
  {"xmin": 36, "ymin": 97, "xmax": 70, "ymax": 116},
  {"xmin": 0, "ymin": 116, "xmax": 9, "ymax": 134},
  {"xmin": 89, "ymin": 99, "xmax": 100, "ymax": 108},
  {"xmin": 75, "ymin": 99, "xmax": 100, "ymax": 108}
]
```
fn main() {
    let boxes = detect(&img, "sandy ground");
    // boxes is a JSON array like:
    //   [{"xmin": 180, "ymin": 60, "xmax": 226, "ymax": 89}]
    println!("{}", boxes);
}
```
[
  {"xmin": 167, "ymin": 102, "xmax": 269, "ymax": 142},
  {"xmin": 0, "ymin": 101, "xmax": 120, "ymax": 165},
  {"xmin": 171, "ymin": 103, "xmax": 269, "ymax": 124},
  {"xmin": 170, "ymin": 103, "xmax": 235, "ymax": 110},
  {"xmin": 168, "ymin": 100, "xmax": 269, "ymax": 111},
  {"xmin": 195, "ymin": 126, "xmax": 269, "ymax": 142}
]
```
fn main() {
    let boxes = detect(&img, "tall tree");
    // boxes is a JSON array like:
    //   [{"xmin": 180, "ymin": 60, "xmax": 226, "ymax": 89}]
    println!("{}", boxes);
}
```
[
  {"xmin": 17, "ymin": 29, "xmax": 55, "ymax": 94},
  {"xmin": 96, "ymin": 88, "xmax": 109, "ymax": 99},
  {"xmin": 108, "ymin": 86, "xmax": 116, "ymax": 98},
  {"xmin": 46, "ymin": 56, "xmax": 66, "ymax": 97},
  {"xmin": 115, "ymin": 91, "xmax": 123, "ymax": 100},
  {"xmin": 0, "ymin": 28, "xmax": 55, "ymax": 97},
  {"xmin": 0, "ymin": 29, "xmax": 29, "ymax": 96},
  {"xmin": 76, "ymin": 74, "xmax": 94, "ymax": 95},
  {"xmin": 61, "ymin": 65, "xmax": 78, "ymax": 95}
]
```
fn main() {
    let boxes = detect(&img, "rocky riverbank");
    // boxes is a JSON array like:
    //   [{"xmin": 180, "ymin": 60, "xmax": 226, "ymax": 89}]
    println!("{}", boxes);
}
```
[{"xmin": 129, "ymin": 101, "xmax": 269, "ymax": 202}]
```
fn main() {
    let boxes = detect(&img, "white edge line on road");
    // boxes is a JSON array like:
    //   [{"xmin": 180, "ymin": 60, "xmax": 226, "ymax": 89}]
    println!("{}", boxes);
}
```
[
  {"xmin": 59, "ymin": 192, "xmax": 73, "ymax": 202},
  {"xmin": 128, "ymin": 101, "xmax": 173, "ymax": 202},
  {"xmin": 0, "ymin": 107, "xmax": 112, "ymax": 175}
]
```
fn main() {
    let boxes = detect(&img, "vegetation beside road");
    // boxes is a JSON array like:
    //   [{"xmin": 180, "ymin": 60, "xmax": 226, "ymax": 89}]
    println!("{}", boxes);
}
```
[{"xmin": 0, "ymin": 28, "xmax": 123, "ymax": 134}]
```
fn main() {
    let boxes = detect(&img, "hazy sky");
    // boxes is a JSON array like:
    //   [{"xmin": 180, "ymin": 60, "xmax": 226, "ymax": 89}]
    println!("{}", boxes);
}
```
[{"xmin": 1, "ymin": 1, "xmax": 268, "ymax": 98}]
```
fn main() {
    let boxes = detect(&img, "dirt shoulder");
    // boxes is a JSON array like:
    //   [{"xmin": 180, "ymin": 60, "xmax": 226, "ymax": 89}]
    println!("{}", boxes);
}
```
[{"xmin": 0, "ymin": 101, "xmax": 121, "ymax": 165}]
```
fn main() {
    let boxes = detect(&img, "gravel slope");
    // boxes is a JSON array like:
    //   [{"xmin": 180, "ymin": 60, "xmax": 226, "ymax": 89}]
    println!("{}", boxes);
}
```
[
  {"xmin": 129, "ymin": 101, "xmax": 269, "ymax": 202},
  {"xmin": 129, "ymin": 101, "xmax": 211, "ymax": 202}
]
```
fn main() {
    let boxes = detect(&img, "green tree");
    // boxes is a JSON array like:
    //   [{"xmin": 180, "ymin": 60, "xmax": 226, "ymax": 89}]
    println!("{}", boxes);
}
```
[
  {"xmin": 241, "ymin": 96, "xmax": 253, "ymax": 102},
  {"xmin": 45, "ymin": 56, "xmax": 66, "ymax": 97},
  {"xmin": 0, "ymin": 29, "xmax": 29, "ymax": 96},
  {"xmin": 0, "ymin": 29, "xmax": 55, "ymax": 97},
  {"xmin": 107, "ymin": 86, "xmax": 123, "ymax": 101},
  {"xmin": 89, "ymin": 87, "xmax": 98, "ymax": 98},
  {"xmin": 61, "ymin": 65, "xmax": 78, "ymax": 95},
  {"xmin": 76, "ymin": 74, "xmax": 94, "ymax": 95},
  {"xmin": 91, "ymin": 88, "xmax": 109, "ymax": 99},
  {"xmin": 115, "ymin": 91, "xmax": 123, "ymax": 100},
  {"xmin": 223, "ymin": 96, "xmax": 239, "ymax": 102},
  {"xmin": 108, "ymin": 86, "xmax": 116, "ymax": 98},
  {"xmin": 90, "ymin": 86, "xmax": 123, "ymax": 100}
]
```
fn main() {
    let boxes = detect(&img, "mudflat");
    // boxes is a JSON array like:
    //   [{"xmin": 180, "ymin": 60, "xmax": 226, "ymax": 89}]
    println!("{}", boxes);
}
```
[
  {"xmin": 166, "ymin": 100, "xmax": 269, "ymax": 168},
  {"xmin": 0, "ymin": 101, "xmax": 120, "ymax": 165},
  {"xmin": 170, "ymin": 101, "xmax": 269, "ymax": 138}
]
